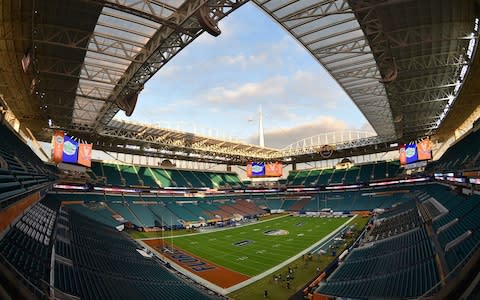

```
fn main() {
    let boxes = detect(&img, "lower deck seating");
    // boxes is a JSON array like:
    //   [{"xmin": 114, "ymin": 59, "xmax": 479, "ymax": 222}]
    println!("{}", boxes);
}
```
[
  {"xmin": 317, "ymin": 225, "xmax": 439, "ymax": 299},
  {"xmin": 302, "ymin": 190, "xmax": 413, "ymax": 212},
  {"xmin": 0, "ymin": 198, "xmax": 57, "ymax": 290},
  {"xmin": 54, "ymin": 209, "xmax": 211, "ymax": 299},
  {"xmin": 317, "ymin": 184, "xmax": 480, "ymax": 299},
  {"xmin": 127, "ymin": 204, "xmax": 158, "ymax": 227},
  {"xmin": 444, "ymin": 230, "xmax": 480, "ymax": 270},
  {"xmin": 68, "ymin": 204, "xmax": 121, "ymax": 228},
  {"xmin": 415, "ymin": 186, "xmax": 480, "ymax": 270},
  {"xmin": 166, "ymin": 203, "xmax": 200, "ymax": 221},
  {"xmin": 148, "ymin": 204, "xmax": 183, "ymax": 227},
  {"xmin": 109, "ymin": 203, "xmax": 143, "ymax": 227},
  {"xmin": 368, "ymin": 205, "xmax": 421, "ymax": 242},
  {"xmin": 318, "ymin": 259, "xmax": 438, "ymax": 299}
]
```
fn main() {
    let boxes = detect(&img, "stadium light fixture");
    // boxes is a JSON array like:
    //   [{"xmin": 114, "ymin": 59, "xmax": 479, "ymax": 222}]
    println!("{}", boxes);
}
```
[
  {"xmin": 434, "ymin": 18, "xmax": 479, "ymax": 130},
  {"xmin": 21, "ymin": 48, "xmax": 31, "ymax": 73},
  {"xmin": 447, "ymin": 95, "xmax": 455, "ymax": 105},
  {"xmin": 454, "ymin": 81, "xmax": 461, "ymax": 94}
]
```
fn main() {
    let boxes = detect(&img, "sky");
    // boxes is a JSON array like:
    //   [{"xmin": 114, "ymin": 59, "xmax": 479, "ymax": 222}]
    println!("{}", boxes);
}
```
[{"xmin": 116, "ymin": 2, "xmax": 372, "ymax": 149}]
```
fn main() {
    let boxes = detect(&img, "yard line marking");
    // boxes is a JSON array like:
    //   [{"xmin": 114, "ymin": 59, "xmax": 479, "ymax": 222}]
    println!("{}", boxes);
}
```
[{"xmin": 137, "ymin": 214, "xmax": 290, "ymax": 240}]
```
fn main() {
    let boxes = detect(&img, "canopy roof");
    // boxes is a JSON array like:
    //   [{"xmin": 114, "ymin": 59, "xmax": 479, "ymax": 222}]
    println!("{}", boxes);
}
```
[{"xmin": 0, "ymin": 0, "xmax": 479, "ymax": 164}]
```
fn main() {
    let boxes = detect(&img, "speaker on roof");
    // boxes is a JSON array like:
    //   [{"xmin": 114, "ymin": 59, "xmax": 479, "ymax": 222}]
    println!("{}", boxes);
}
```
[
  {"xmin": 116, "ymin": 88, "xmax": 142, "ymax": 117},
  {"xmin": 379, "ymin": 57, "xmax": 398, "ymax": 84},
  {"xmin": 22, "ymin": 48, "xmax": 31, "ymax": 73},
  {"xmin": 197, "ymin": 5, "xmax": 221, "ymax": 37}
]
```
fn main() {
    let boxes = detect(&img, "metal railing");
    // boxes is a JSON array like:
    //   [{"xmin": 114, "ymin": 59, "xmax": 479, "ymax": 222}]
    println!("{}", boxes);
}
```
[
  {"xmin": 0, "ymin": 181, "xmax": 53, "ymax": 210},
  {"xmin": 0, "ymin": 251, "xmax": 52, "ymax": 299},
  {"xmin": 419, "ymin": 238, "xmax": 480, "ymax": 298}
]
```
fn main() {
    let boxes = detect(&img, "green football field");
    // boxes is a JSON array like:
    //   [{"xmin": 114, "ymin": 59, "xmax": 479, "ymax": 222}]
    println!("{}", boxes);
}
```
[{"xmin": 166, "ymin": 215, "xmax": 351, "ymax": 276}]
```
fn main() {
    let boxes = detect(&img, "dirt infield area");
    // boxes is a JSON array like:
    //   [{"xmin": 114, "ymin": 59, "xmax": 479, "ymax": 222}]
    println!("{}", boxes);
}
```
[{"xmin": 144, "ymin": 239, "xmax": 250, "ymax": 288}]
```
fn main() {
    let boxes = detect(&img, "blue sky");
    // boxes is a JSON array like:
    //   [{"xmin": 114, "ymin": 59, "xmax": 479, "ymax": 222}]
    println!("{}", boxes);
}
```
[{"xmin": 117, "ymin": 2, "xmax": 371, "ymax": 148}]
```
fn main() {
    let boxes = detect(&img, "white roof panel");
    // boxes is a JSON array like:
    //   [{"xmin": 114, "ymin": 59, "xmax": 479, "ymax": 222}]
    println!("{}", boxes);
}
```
[{"xmin": 254, "ymin": 0, "xmax": 396, "ymax": 137}]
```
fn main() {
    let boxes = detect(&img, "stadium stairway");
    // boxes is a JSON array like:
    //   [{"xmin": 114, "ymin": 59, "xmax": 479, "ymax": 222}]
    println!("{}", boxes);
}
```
[
  {"xmin": 108, "ymin": 202, "xmax": 144, "ymax": 227},
  {"xmin": 318, "ymin": 169, "xmax": 334, "ymax": 186},
  {"xmin": 137, "ymin": 166, "xmax": 159, "ymax": 188},
  {"xmin": 148, "ymin": 204, "xmax": 182, "ymax": 228},
  {"xmin": 102, "ymin": 163, "xmax": 124, "ymax": 186},
  {"xmin": 192, "ymin": 171, "xmax": 212, "ymax": 188},
  {"xmin": 288, "ymin": 198, "xmax": 311, "ymax": 211},
  {"xmin": 357, "ymin": 164, "xmax": 373, "ymax": 183},
  {"xmin": 343, "ymin": 166, "xmax": 361, "ymax": 184},
  {"xmin": 151, "ymin": 168, "xmax": 174, "ymax": 187},
  {"xmin": 125, "ymin": 202, "xmax": 158, "ymax": 228},
  {"xmin": 118, "ymin": 164, "xmax": 142, "ymax": 186},
  {"xmin": 329, "ymin": 168, "xmax": 345, "ymax": 184},
  {"xmin": 166, "ymin": 202, "xmax": 199, "ymax": 222}
]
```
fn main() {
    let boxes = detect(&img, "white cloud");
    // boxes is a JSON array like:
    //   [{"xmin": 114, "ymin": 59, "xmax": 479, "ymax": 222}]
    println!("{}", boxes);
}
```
[
  {"xmin": 156, "ymin": 65, "xmax": 183, "ymax": 78},
  {"xmin": 248, "ymin": 116, "xmax": 352, "ymax": 148},
  {"xmin": 218, "ymin": 53, "xmax": 269, "ymax": 68},
  {"xmin": 204, "ymin": 76, "xmax": 285, "ymax": 103},
  {"xmin": 200, "ymin": 70, "xmax": 344, "ymax": 109},
  {"xmin": 126, "ymin": 3, "xmax": 369, "ymax": 146}
]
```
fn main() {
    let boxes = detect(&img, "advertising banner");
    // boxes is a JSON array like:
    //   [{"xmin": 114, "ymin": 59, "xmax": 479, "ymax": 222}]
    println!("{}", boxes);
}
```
[
  {"xmin": 62, "ymin": 135, "xmax": 79, "ymax": 164},
  {"xmin": 265, "ymin": 162, "xmax": 282, "ymax": 177},
  {"xmin": 405, "ymin": 143, "xmax": 418, "ymax": 164},
  {"xmin": 52, "ymin": 130, "xmax": 64, "ymax": 163},
  {"xmin": 417, "ymin": 138, "xmax": 432, "ymax": 161},
  {"xmin": 78, "ymin": 144, "xmax": 93, "ymax": 167},
  {"xmin": 251, "ymin": 162, "xmax": 265, "ymax": 176}
]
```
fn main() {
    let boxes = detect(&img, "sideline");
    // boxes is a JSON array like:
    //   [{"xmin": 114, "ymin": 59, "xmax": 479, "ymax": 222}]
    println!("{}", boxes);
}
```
[
  {"xmin": 137, "ymin": 239, "xmax": 231, "ymax": 295},
  {"xmin": 224, "ymin": 215, "xmax": 357, "ymax": 294},
  {"xmin": 138, "ymin": 214, "xmax": 290, "ymax": 240},
  {"xmin": 138, "ymin": 215, "xmax": 357, "ymax": 295}
]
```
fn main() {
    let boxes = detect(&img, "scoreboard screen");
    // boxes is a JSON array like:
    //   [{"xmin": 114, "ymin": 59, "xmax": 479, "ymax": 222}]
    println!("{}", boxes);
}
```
[
  {"xmin": 251, "ymin": 162, "xmax": 265, "ymax": 176},
  {"xmin": 399, "ymin": 138, "xmax": 432, "ymax": 165},
  {"xmin": 52, "ymin": 130, "xmax": 92, "ymax": 167},
  {"xmin": 247, "ymin": 162, "xmax": 282, "ymax": 178}
]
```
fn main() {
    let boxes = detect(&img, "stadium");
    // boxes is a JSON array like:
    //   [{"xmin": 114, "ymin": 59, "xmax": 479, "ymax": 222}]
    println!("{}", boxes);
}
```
[{"xmin": 0, "ymin": 0, "xmax": 480, "ymax": 299}]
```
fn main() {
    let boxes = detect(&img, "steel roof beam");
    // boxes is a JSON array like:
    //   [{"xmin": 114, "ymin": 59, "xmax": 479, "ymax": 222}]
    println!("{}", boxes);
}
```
[
  {"xmin": 279, "ymin": 0, "xmax": 351, "ymax": 22},
  {"xmin": 396, "ymin": 52, "xmax": 467, "ymax": 71},
  {"xmin": 95, "ymin": 0, "xmax": 248, "ymax": 129},
  {"xmin": 85, "ymin": 0, "xmax": 190, "ymax": 33}
]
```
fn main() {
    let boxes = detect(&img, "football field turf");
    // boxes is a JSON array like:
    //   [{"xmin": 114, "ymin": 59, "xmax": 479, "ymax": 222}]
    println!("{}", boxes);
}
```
[{"xmin": 167, "ymin": 215, "xmax": 350, "ymax": 276}]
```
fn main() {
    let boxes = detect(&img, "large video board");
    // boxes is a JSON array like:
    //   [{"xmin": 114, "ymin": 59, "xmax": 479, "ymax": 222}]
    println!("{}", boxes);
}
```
[
  {"xmin": 52, "ymin": 131, "xmax": 92, "ymax": 167},
  {"xmin": 246, "ymin": 162, "xmax": 282, "ymax": 178},
  {"xmin": 399, "ymin": 138, "xmax": 432, "ymax": 165}
]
